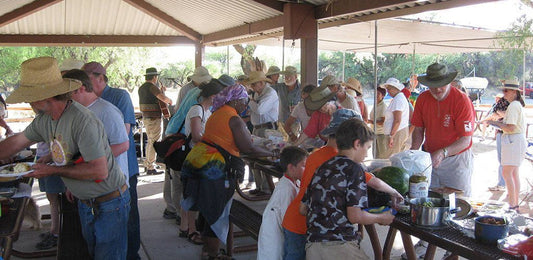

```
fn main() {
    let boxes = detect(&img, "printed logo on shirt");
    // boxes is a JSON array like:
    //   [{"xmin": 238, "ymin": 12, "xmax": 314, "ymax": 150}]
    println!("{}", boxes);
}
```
[
  {"xmin": 464, "ymin": 121, "xmax": 473, "ymax": 132},
  {"xmin": 443, "ymin": 114, "xmax": 451, "ymax": 128}
]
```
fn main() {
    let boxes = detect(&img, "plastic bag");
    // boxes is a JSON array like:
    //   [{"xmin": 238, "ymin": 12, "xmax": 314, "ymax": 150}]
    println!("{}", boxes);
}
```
[{"xmin": 390, "ymin": 150, "xmax": 432, "ymax": 185}]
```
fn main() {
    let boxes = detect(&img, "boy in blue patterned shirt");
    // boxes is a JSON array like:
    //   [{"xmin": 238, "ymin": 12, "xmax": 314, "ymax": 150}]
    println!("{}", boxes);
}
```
[{"xmin": 300, "ymin": 118, "xmax": 395, "ymax": 259}]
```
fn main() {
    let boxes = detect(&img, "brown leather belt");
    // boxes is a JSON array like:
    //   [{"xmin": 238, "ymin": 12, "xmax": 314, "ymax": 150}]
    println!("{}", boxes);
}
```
[
  {"xmin": 80, "ymin": 183, "xmax": 128, "ymax": 207},
  {"xmin": 254, "ymin": 121, "xmax": 278, "ymax": 130}
]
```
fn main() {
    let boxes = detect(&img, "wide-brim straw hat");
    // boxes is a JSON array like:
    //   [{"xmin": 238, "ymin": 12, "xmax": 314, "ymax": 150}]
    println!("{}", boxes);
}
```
[
  {"xmin": 265, "ymin": 66, "xmax": 281, "ymax": 76},
  {"xmin": 418, "ymin": 62, "xmax": 457, "ymax": 88},
  {"xmin": 381, "ymin": 77, "xmax": 404, "ymax": 91},
  {"xmin": 190, "ymin": 66, "xmax": 212, "ymax": 84},
  {"xmin": 245, "ymin": 71, "xmax": 272, "ymax": 85},
  {"xmin": 304, "ymin": 76, "xmax": 337, "ymax": 111},
  {"xmin": 279, "ymin": 66, "xmax": 299, "ymax": 76},
  {"xmin": 342, "ymin": 77, "xmax": 363, "ymax": 95},
  {"xmin": 6, "ymin": 57, "xmax": 82, "ymax": 104},
  {"xmin": 499, "ymin": 78, "xmax": 522, "ymax": 92}
]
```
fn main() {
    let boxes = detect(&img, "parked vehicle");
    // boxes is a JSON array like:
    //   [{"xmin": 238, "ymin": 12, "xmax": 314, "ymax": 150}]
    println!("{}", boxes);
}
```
[
  {"xmin": 460, "ymin": 77, "xmax": 488, "ymax": 103},
  {"xmin": 524, "ymin": 82, "xmax": 533, "ymax": 98}
]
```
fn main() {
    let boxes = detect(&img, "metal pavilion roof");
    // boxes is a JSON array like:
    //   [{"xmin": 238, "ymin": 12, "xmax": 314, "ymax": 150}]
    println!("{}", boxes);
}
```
[{"xmin": 0, "ymin": 0, "xmax": 510, "ymax": 53}]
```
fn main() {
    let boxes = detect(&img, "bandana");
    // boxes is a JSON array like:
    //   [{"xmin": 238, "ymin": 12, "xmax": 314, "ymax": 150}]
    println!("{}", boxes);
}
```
[{"xmin": 212, "ymin": 84, "xmax": 248, "ymax": 111}]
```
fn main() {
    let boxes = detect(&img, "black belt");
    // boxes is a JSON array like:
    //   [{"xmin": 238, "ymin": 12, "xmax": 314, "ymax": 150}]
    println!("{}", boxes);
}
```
[{"xmin": 254, "ymin": 121, "xmax": 278, "ymax": 130}]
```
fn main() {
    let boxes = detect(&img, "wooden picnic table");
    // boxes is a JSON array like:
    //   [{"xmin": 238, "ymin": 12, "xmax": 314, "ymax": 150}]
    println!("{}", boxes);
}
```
[{"xmin": 235, "ymin": 157, "xmax": 283, "ymax": 201}]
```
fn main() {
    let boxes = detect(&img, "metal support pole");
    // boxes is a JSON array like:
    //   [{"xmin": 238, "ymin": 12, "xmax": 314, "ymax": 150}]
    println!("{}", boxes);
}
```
[
  {"xmin": 373, "ymin": 20, "xmax": 378, "ymax": 158},
  {"xmin": 342, "ymin": 51, "xmax": 346, "ymax": 81},
  {"xmin": 522, "ymin": 48, "xmax": 527, "ymax": 93},
  {"xmin": 411, "ymin": 44, "xmax": 416, "ymax": 76},
  {"xmin": 226, "ymin": 45, "xmax": 230, "ymax": 74}
]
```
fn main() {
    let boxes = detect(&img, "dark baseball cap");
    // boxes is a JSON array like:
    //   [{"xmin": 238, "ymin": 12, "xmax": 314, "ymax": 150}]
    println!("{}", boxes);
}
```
[{"xmin": 82, "ymin": 61, "xmax": 106, "ymax": 75}]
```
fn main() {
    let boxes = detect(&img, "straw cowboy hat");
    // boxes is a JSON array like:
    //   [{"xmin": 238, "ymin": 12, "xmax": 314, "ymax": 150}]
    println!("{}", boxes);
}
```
[
  {"xmin": 265, "ymin": 66, "xmax": 281, "ymax": 76},
  {"xmin": 345, "ymin": 87, "xmax": 357, "ymax": 98},
  {"xmin": 245, "ymin": 71, "xmax": 272, "ymax": 85},
  {"xmin": 417, "ymin": 62, "xmax": 458, "ymax": 88},
  {"xmin": 500, "ymin": 78, "xmax": 522, "ymax": 91},
  {"xmin": 145, "ymin": 67, "xmax": 160, "ymax": 76},
  {"xmin": 279, "ymin": 66, "xmax": 299, "ymax": 76},
  {"xmin": 304, "ymin": 75, "xmax": 337, "ymax": 111},
  {"xmin": 6, "ymin": 57, "xmax": 82, "ymax": 104},
  {"xmin": 343, "ymin": 77, "xmax": 363, "ymax": 95},
  {"xmin": 190, "ymin": 66, "xmax": 212, "ymax": 84},
  {"xmin": 382, "ymin": 77, "xmax": 404, "ymax": 91}
]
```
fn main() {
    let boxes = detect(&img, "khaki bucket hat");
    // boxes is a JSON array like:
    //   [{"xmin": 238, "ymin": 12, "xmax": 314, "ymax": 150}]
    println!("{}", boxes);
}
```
[{"xmin": 7, "ymin": 57, "xmax": 82, "ymax": 104}]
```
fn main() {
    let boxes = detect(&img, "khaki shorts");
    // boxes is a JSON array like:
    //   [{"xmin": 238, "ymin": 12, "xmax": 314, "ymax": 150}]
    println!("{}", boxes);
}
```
[{"xmin": 305, "ymin": 240, "xmax": 368, "ymax": 260}]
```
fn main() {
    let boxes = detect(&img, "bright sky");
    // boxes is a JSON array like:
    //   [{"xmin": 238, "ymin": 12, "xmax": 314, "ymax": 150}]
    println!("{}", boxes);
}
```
[{"xmin": 405, "ymin": 0, "xmax": 533, "ymax": 31}]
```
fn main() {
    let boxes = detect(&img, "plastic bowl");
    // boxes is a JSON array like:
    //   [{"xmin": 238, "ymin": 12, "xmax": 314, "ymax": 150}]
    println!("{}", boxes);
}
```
[{"xmin": 475, "ymin": 216, "xmax": 508, "ymax": 244}]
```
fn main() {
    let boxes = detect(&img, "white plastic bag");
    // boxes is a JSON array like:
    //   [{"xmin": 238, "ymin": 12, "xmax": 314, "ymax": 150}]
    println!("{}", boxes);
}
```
[{"xmin": 390, "ymin": 150, "xmax": 432, "ymax": 181}]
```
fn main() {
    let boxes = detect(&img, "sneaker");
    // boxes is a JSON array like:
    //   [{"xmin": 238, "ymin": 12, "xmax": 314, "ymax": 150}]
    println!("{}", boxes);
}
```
[
  {"xmin": 36, "ymin": 233, "xmax": 58, "ymax": 250},
  {"xmin": 401, "ymin": 240, "xmax": 427, "ymax": 259},
  {"xmin": 175, "ymin": 215, "xmax": 181, "ymax": 225},
  {"xmin": 147, "ymin": 169, "xmax": 163, "ymax": 175},
  {"xmin": 163, "ymin": 209, "xmax": 177, "ymax": 219},
  {"xmin": 488, "ymin": 185, "xmax": 505, "ymax": 191}
]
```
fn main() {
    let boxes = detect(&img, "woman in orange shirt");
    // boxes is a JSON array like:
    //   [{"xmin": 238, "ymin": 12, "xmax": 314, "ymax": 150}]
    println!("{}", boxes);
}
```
[{"xmin": 181, "ymin": 84, "xmax": 276, "ymax": 260}]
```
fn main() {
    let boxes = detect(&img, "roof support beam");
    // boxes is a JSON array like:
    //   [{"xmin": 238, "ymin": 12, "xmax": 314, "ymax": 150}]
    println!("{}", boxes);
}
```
[
  {"xmin": 0, "ymin": 35, "xmax": 195, "ymax": 46},
  {"xmin": 0, "ymin": 0, "xmax": 62, "ymax": 27},
  {"xmin": 318, "ymin": 0, "xmax": 500, "ymax": 28},
  {"xmin": 315, "ymin": 0, "xmax": 420, "ymax": 19},
  {"xmin": 123, "ymin": 0, "xmax": 202, "ymax": 42},
  {"xmin": 203, "ymin": 16, "xmax": 284, "ymax": 44},
  {"xmin": 251, "ymin": 0, "xmax": 284, "ymax": 12}
]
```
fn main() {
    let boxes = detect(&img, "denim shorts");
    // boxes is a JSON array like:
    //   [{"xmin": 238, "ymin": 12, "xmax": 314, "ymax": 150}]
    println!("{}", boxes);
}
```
[{"xmin": 38, "ymin": 176, "xmax": 66, "ymax": 193}]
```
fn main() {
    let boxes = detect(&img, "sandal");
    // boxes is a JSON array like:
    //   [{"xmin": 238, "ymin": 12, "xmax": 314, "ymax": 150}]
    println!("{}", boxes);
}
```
[
  {"xmin": 208, "ymin": 249, "xmax": 234, "ymax": 260},
  {"xmin": 488, "ymin": 185, "xmax": 505, "ymax": 191},
  {"xmin": 179, "ymin": 229, "xmax": 188, "ymax": 238},
  {"xmin": 187, "ymin": 231, "xmax": 204, "ymax": 245},
  {"xmin": 510, "ymin": 205, "xmax": 520, "ymax": 213}
]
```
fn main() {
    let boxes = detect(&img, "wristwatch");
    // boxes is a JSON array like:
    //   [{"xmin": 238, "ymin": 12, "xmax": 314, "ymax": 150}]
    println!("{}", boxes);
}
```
[{"xmin": 442, "ymin": 147, "xmax": 448, "ymax": 158}]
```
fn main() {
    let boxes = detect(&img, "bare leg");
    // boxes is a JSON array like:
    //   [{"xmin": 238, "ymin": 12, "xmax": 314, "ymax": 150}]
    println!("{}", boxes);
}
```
[
  {"xmin": 503, "ymin": 165, "xmax": 520, "ymax": 207},
  {"xmin": 180, "ymin": 208, "xmax": 188, "ymax": 232},
  {"xmin": 46, "ymin": 193, "xmax": 60, "ymax": 235}
]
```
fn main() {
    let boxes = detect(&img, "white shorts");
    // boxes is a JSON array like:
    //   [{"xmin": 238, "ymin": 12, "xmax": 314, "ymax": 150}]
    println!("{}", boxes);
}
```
[{"xmin": 501, "ymin": 133, "xmax": 526, "ymax": 167}]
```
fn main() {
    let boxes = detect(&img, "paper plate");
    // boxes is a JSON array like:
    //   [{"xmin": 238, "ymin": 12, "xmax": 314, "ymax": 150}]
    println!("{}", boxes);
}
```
[{"xmin": 0, "ymin": 162, "xmax": 35, "ymax": 177}]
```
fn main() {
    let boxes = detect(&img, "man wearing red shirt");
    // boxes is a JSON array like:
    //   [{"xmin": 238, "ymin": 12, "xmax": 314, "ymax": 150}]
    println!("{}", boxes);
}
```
[{"xmin": 411, "ymin": 63, "xmax": 475, "ymax": 197}]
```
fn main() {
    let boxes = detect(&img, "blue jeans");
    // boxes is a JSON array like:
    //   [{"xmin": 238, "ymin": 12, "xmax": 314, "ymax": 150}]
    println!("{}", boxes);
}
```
[
  {"xmin": 127, "ymin": 174, "xmax": 141, "ymax": 260},
  {"xmin": 78, "ymin": 187, "xmax": 131, "ymax": 260},
  {"xmin": 283, "ymin": 228, "xmax": 306, "ymax": 260},
  {"xmin": 496, "ymin": 132, "xmax": 505, "ymax": 186}
]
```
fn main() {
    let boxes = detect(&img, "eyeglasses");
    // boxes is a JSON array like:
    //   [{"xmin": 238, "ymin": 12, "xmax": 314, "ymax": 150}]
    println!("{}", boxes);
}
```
[{"xmin": 503, "ymin": 89, "xmax": 511, "ymax": 93}]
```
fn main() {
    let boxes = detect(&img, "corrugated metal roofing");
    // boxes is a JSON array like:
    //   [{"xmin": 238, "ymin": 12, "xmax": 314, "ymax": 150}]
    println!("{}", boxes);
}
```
[
  {"xmin": 0, "ymin": 0, "xmax": 181, "ymax": 35},
  {"xmin": 0, "ymin": 0, "xmax": 34, "ymax": 17},
  {"xmin": 145, "ymin": 0, "xmax": 282, "ymax": 34}
]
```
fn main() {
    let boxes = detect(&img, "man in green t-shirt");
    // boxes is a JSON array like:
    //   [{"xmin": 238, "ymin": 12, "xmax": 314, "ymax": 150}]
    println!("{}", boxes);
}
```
[{"xmin": 0, "ymin": 57, "xmax": 129, "ymax": 259}]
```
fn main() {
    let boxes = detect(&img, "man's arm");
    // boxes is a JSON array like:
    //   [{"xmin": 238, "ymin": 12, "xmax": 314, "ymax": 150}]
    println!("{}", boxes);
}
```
[
  {"xmin": 28, "ymin": 156, "xmax": 108, "ymax": 180},
  {"xmin": 431, "ymin": 135, "xmax": 472, "ymax": 168},
  {"xmin": 0, "ymin": 133, "xmax": 33, "ymax": 160},
  {"xmin": 411, "ymin": 126, "xmax": 425, "ymax": 150},
  {"xmin": 110, "ymin": 141, "xmax": 129, "ymax": 158},
  {"xmin": 156, "ymin": 93, "xmax": 173, "ymax": 105}
]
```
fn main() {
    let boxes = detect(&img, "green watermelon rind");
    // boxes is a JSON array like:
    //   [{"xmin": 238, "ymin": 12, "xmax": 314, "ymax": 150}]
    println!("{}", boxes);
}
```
[{"xmin": 375, "ymin": 166, "xmax": 409, "ymax": 195}]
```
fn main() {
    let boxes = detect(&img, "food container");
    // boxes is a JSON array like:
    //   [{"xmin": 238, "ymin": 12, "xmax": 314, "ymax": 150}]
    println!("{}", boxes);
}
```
[
  {"xmin": 475, "ymin": 216, "xmax": 508, "ymax": 245},
  {"xmin": 409, "ymin": 197, "xmax": 456, "ymax": 227},
  {"xmin": 0, "ymin": 177, "xmax": 21, "ymax": 188}
]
